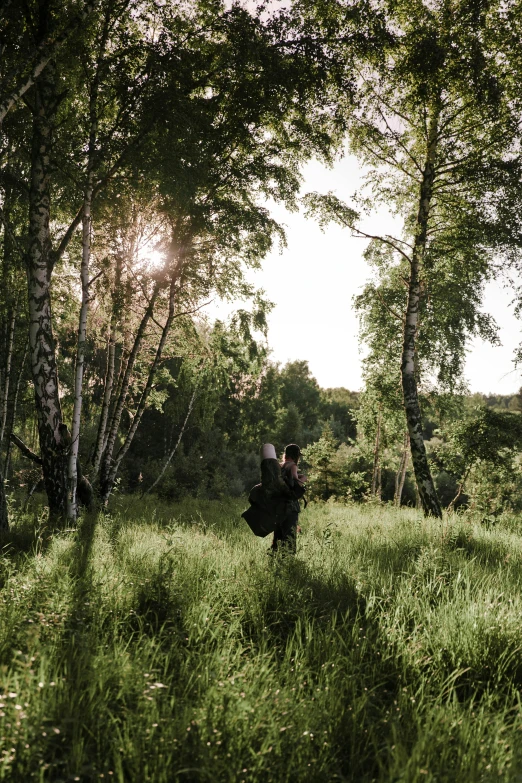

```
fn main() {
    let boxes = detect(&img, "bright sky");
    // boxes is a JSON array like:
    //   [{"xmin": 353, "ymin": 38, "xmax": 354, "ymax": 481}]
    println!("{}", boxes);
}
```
[{"xmin": 209, "ymin": 154, "xmax": 522, "ymax": 396}]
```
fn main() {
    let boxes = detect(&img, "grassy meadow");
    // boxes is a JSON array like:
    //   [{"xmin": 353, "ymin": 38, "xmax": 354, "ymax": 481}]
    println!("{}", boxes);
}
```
[{"xmin": 0, "ymin": 497, "xmax": 522, "ymax": 782}]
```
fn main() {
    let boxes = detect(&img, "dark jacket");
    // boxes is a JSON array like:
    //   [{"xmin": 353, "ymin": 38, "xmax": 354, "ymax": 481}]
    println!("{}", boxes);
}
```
[{"xmin": 242, "ymin": 459, "xmax": 303, "ymax": 537}]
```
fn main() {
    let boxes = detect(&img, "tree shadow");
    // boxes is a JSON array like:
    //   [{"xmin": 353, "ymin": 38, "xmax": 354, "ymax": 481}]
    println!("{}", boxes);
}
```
[
  {"xmin": 128, "ymin": 549, "xmax": 188, "ymax": 646},
  {"xmin": 14, "ymin": 511, "xmax": 520, "ymax": 782},
  {"xmin": 29, "ymin": 511, "xmax": 102, "ymax": 778},
  {"xmin": 444, "ymin": 529, "xmax": 519, "ymax": 572},
  {"xmin": 0, "ymin": 508, "xmax": 52, "ymax": 559}
]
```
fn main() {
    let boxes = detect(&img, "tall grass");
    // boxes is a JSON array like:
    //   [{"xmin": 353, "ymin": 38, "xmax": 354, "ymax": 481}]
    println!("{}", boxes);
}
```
[{"xmin": 0, "ymin": 497, "xmax": 521, "ymax": 781}]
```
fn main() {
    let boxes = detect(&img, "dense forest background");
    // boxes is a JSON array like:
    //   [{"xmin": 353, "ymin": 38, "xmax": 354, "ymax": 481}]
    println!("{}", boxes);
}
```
[
  {"xmin": 8, "ymin": 332, "xmax": 522, "ymax": 518},
  {"xmin": 2, "ymin": 0, "xmax": 522, "ymax": 529}
]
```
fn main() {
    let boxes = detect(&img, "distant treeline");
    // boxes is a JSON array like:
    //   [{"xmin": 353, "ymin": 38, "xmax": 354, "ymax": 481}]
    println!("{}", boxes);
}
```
[{"xmin": 9, "ymin": 342, "xmax": 522, "ymax": 512}]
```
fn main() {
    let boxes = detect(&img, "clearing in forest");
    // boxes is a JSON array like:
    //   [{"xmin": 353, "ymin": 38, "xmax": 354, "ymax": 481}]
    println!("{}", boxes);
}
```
[{"xmin": 1, "ymin": 499, "xmax": 521, "ymax": 781}]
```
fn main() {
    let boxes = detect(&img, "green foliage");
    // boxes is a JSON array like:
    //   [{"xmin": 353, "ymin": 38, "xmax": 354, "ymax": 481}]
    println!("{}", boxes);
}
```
[
  {"xmin": 302, "ymin": 427, "xmax": 371, "ymax": 502},
  {"xmin": 278, "ymin": 361, "xmax": 321, "ymax": 432},
  {"xmin": 446, "ymin": 408, "xmax": 522, "ymax": 471},
  {"xmin": 302, "ymin": 423, "xmax": 338, "ymax": 500},
  {"xmin": 467, "ymin": 461, "xmax": 522, "ymax": 518},
  {"xmin": 1, "ymin": 501, "xmax": 522, "ymax": 780},
  {"xmin": 275, "ymin": 402, "xmax": 303, "ymax": 451},
  {"xmin": 319, "ymin": 388, "xmax": 358, "ymax": 441},
  {"xmin": 1, "ymin": 0, "xmax": 362, "ymax": 519},
  {"xmin": 302, "ymin": 0, "xmax": 522, "ymax": 516},
  {"xmin": 433, "ymin": 407, "xmax": 522, "ymax": 513}
]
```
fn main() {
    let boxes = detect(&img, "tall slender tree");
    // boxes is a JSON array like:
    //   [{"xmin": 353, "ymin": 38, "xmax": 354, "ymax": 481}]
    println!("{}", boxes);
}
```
[{"xmin": 305, "ymin": 0, "xmax": 522, "ymax": 516}]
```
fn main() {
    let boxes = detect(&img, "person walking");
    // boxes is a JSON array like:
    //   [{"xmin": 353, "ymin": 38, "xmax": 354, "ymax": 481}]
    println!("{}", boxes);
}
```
[{"xmin": 271, "ymin": 443, "xmax": 306, "ymax": 554}]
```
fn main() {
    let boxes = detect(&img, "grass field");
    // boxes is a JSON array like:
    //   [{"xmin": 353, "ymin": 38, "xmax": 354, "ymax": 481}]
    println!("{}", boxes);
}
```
[{"xmin": 0, "ymin": 498, "xmax": 522, "ymax": 782}]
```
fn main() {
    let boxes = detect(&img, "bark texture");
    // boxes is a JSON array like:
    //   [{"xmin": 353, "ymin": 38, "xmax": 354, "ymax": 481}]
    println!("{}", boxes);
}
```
[
  {"xmin": 371, "ymin": 407, "xmax": 382, "ymax": 499},
  {"xmin": 0, "ymin": 305, "xmax": 16, "ymax": 447},
  {"xmin": 4, "ymin": 341, "xmax": 28, "ymax": 477},
  {"xmin": 67, "ymin": 7, "xmax": 112, "ymax": 520},
  {"xmin": 0, "ymin": 306, "xmax": 16, "ymax": 530},
  {"xmin": 401, "ymin": 110, "xmax": 442, "ymax": 518},
  {"xmin": 25, "ymin": 59, "xmax": 68, "ymax": 520},
  {"xmin": 67, "ymin": 179, "xmax": 93, "ymax": 521}
]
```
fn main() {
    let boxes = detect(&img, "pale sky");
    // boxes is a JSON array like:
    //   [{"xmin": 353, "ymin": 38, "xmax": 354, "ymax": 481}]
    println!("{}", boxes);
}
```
[{"xmin": 209, "ymin": 154, "xmax": 522, "ymax": 396}]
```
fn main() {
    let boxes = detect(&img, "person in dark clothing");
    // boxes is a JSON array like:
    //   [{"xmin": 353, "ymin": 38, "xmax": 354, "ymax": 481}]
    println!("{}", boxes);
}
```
[{"xmin": 271, "ymin": 443, "xmax": 306, "ymax": 554}]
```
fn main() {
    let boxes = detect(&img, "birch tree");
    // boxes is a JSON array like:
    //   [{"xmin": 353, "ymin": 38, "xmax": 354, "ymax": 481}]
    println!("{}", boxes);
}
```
[
  {"xmin": 85, "ymin": 0, "xmax": 357, "ymax": 504},
  {"xmin": 5, "ymin": 0, "xmax": 160, "ymax": 521},
  {"xmin": 2, "ymin": 0, "xmax": 202, "ymax": 520},
  {"xmin": 0, "ymin": 0, "xmax": 386, "ymax": 521},
  {"xmin": 305, "ymin": 0, "xmax": 522, "ymax": 517}
]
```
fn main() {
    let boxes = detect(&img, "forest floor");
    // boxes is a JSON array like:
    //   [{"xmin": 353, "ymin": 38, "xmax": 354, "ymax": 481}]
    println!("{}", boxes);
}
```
[{"xmin": 0, "ymin": 498, "xmax": 522, "ymax": 782}]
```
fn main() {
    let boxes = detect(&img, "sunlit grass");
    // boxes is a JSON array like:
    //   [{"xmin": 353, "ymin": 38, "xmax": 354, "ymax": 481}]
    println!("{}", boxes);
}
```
[{"xmin": 0, "ymin": 498, "xmax": 521, "ymax": 781}]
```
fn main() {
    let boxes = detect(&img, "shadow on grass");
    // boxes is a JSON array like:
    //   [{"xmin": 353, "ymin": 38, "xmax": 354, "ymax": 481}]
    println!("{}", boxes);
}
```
[
  {"xmin": 32, "ymin": 511, "xmax": 103, "ymax": 780},
  {"xmin": 0, "ymin": 507, "xmax": 52, "ymax": 560},
  {"xmin": 444, "ymin": 529, "xmax": 520, "ymax": 571},
  {"xmin": 9, "ymin": 508, "xmax": 522, "ymax": 783},
  {"xmin": 252, "ymin": 557, "xmax": 366, "ymax": 644},
  {"xmin": 130, "ymin": 550, "xmax": 188, "ymax": 645}
]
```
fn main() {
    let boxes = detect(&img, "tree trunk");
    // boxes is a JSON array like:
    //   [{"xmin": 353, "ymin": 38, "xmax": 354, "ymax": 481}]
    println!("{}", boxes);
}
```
[
  {"xmin": 401, "ymin": 108, "xmax": 442, "ymax": 519},
  {"xmin": 68, "ymin": 4, "xmax": 112, "ymax": 516},
  {"xmin": 371, "ymin": 406, "xmax": 382, "ymax": 498},
  {"xmin": 25, "ymin": 60, "xmax": 67, "ymax": 521},
  {"xmin": 0, "ymin": 172, "xmax": 19, "ymax": 530},
  {"xmin": 394, "ymin": 431, "xmax": 409, "ymax": 507},
  {"xmin": 91, "ymin": 253, "xmax": 123, "ymax": 478},
  {"xmin": 101, "ymin": 232, "xmax": 137, "ymax": 460},
  {"xmin": 101, "ymin": 275, "xmax": 178, "ymax": 503},
  {"xmin": 0, "ymin": 305, "xmax": 16, "ymax": 449},
  {"xmin": 99, "ymin": 283, "xmax": 160, "ymax": 500},
  {"xmin": 144, "ymin": 387, "xmax": 197, "ymax": 496},
  {"xmin": 4, "ymin": 340, "xmax": 28, "ymax": 477},
  {"xmin": 0, "ymin": 305, "xmax": 16, "ymax": 530},
  {"xmin": 67, "ymin": 177, "xmax": 93, "ymax": 522},
  {"xmin": 0, "ymin": 463, "xmax": 7, "ymax": 532}
]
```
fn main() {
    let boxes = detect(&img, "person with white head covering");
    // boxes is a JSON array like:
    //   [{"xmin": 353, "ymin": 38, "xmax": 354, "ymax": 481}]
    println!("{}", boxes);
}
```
[
  {"xmin": 271, "ymin": 443, "xmax": 306, "ymax": 554},
  {"xmin": 241, "ymin": 442, "xmax": 306, "ymax": 554}
]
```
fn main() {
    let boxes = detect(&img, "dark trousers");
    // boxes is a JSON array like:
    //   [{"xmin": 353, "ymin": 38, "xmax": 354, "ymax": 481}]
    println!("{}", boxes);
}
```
[{"xmin": 271, "ymin": 511, "xmax": 298, "ymax": 554}]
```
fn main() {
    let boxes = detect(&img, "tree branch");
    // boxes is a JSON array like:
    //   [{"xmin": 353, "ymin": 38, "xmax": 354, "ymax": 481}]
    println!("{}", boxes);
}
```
[
  {"xmin": 0, "ymin": 0, "xmax": 95, "ymax": 127},
  {"xmin": 88, "ymin": 269, "xmax": 104, "ymax": 287},
  {"xmin": 373, "ymin": 287, "xmax": 404, "ymax": 322},
  {"xmin": 10, "ymin": 433, "xmax": 43, "ymax": 465},
  {"xmin": 351, "ymin": 228, "xmax": 413, "ymax": 265}
]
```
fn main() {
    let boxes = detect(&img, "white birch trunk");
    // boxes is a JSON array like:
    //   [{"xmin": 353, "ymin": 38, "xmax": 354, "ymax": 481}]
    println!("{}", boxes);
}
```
[
  {"xmin": 67, "ymin": 178, "xmax": 93, "ymax": 522},
  {"xmin": 26, "ymin": 60, "xmax": 68, "ymax": 520},
  {"xmin": 91, "ymin": 254, "xmax": 123, "ymax": 478},
  {"xmin": 394, "ymin": 432, "xmax": 409, "ymax": 507},
  {"xmin": 66, "ymin": 11, "xmax": 110, "ymax": 519},
  {"xmin": 0, "ymin": 305, "xmax": 16, "ymax": 449},
  {"xmin": 401, "ymin": 107, "xmax": 442, "ymax": 519}
]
